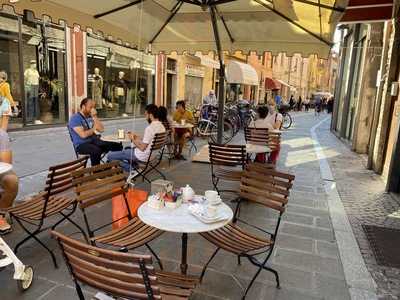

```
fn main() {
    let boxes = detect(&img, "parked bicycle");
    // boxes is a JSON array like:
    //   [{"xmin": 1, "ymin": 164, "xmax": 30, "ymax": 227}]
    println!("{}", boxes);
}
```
[
  {"xmin": 279, "ymin": 104, "xmax": 293, "ymax": 129},
  {"xmin": 197, "ymin": 104, "xmax": 235, "ymax": 144}
]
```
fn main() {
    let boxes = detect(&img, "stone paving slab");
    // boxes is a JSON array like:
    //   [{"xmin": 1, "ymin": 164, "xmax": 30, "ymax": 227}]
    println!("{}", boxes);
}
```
[{"xmin": 0, "ymin": 112, "xmax": 358, "ymax": 299}]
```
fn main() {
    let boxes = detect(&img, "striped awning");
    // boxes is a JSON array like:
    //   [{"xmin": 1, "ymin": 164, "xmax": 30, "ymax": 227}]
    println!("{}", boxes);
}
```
[{"xmin": 340, "ymin": 0, "xmax": 393, "ymax": 23}]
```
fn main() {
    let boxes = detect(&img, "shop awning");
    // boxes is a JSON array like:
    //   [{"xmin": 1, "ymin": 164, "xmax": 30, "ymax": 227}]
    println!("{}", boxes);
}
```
[
  {"xmin": 8, "ymin": 0, "xmax": 347, "ymax": 58},
  {"xmin": 276, "ymin": 79, "xmax": 296, "ymax": 91},
  {"xmin": 226, "ymin": 61, "xmax": 259, "ymax": 86},
  {"xmin": 265, "ymin": 77, "xmax": 281, "ymax": 90},
  {"xmin": 340, "ymin": 0, "xmax": 393, "ymax": 23},
  {"xmin": 195, "ymin": 54, "xmax": 220, "ymax": 69}
]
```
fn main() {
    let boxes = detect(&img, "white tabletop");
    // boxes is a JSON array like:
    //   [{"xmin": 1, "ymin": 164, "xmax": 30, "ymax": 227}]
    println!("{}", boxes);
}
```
[
  {"xmin": 171, "ymin": 122, "xmax": 194, "ymax": 129},
  {"xmin": 138, "ymin": 196, "xmax": 233, "ymax": 233},
  {"xmin": 0, "ymin": 162, "xmax": 12, "ymax": 175},
  {"xmin": 246, "ymin": 144, "xmax": 271, "ymax": 154},
  {"xmin": 101, "ymin": 134, "xmax": 131, "ymax": 143}
]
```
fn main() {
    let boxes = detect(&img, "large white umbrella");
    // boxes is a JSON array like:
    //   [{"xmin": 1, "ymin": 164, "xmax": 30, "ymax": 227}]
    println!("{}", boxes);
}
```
[{"xmin": 8, "ymin": 0, "xmax": 347, "ymax": 142}]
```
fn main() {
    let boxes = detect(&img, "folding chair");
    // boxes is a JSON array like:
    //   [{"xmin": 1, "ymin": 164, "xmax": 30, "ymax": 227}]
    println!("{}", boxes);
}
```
[
  {"xmin": 52, "ymin": 231, "xmax": 198, "ymax": 300},
  {"xmin": 187, "ymin": 118, "xmax": 198, "ymax": 155},
  {"xmin": 244, "ymin": 127, "xmax": 276, "ymax": 167},
  {"xmin": 131, "ymin": 131, "xmax": 169, "ymax": 183},
  {"xmin": 199, "ymin": 166, "xmax": 295, "ymax": 299},
  {"xmin": 161, "ymin": 121, "xmax": 175, "ymax": 166},
  {"xmin": 71, "ymin": 162, "xmax": 164, "ymax": 269},
  {"xmin": 208, "ymin": 143, "xmax": 246, "ymax": 194},
  {"xmin": 4, "ymin": 157, "xmax": 88, "ymax": 268}
]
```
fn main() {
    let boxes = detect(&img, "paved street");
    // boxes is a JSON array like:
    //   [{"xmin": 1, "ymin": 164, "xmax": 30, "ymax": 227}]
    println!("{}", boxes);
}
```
[{"xmin": 1, "ymin": 112, "xmax": 399, "ymax": 299}]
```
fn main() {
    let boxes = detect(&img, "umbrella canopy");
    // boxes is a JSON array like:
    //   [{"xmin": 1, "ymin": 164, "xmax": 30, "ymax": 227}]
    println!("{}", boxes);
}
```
[{"xmin": 12, "ymin": 0, "xmax": 347, "ymax": 59}]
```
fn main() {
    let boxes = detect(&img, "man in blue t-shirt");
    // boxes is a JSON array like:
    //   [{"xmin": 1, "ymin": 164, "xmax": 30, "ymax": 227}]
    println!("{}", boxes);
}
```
[
  {"xmin": 274, "ymin": 94, "xmax": 282, "ymax": 106},
  {"xmin": 68, "ymin": 98, "xmax": 122, "ymax": 165}
]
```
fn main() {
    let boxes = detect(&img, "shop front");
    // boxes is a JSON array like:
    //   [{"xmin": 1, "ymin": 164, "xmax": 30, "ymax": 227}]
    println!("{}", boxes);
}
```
[
  {"xmin": 184, "ymin": 64, "xmax": 204, "ymax": 108},
  {"xmin": 0, "ymin": 11, "xmax": 67, "ymax": 129},
  {"xmin": 225, "ymin": 60, "xmax": 259, "ymax": 103},
  {"xmin": 86, "ymin": 35, "xmax": 155, "ymax": 118}
]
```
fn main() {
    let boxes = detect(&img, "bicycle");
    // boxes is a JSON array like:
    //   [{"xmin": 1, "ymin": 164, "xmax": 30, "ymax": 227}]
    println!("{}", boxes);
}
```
[
  {"xmin": 278, "ymin": 104, "xmax": 293, "ymax": 129},
  {"xmin": 197, "ymin": 105, "xmax": 235, "ymax": 144}
]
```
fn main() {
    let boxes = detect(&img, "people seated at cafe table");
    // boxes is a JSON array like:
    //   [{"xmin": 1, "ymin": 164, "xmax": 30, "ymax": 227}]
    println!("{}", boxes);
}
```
[
  {"xmin": 248, "ymin": 105, "xmax": 275, "ymax": 131},
  {"xmin": 107, "ymin": 104, "xmax": 165, "ymax": 172},
  {"xmin": 172, "ymin": 100, "xmax": 194, "ymax": 160},
  {"xmin": 68, "ymin": 98, "xmax": 122, "ymax": 166}
]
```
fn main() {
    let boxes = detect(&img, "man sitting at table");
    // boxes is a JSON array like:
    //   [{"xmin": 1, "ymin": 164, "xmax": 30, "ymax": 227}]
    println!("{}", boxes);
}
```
[
  {"xmin": 68, "ymin": 98, "xmax": 122, "ymax": 166},
  {"xmin": 173, "ymin": 100, "xmax": 194, "ymax": 160},
  {"xmin": 107, "ymin": 104, "xmax": 165, "ymax": 172}
]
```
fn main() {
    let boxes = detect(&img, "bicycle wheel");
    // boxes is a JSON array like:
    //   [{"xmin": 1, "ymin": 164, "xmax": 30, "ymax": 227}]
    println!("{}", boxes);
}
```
[
  {"xmin": 210, "ymin": 119, "xmax": 234, "ymax": 144},
  {"xmin": 282, "ymin": 113, "xmax": 292, "ymax": 129}
]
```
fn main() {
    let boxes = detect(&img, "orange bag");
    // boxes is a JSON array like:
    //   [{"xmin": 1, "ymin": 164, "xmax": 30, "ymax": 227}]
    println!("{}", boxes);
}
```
[{"xmin": 112, "ymin": 188, "xmax": 148, "ymax": 229}]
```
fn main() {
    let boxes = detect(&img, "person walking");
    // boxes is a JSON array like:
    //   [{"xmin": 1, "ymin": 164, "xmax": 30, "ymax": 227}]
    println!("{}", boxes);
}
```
[
  {"xmin": 297, "ymin": 96, "xmax": 302, "ymax": 111},
  {"xmin": 314, "ymin": 96, "xmax": 322, "ymax": 117},
  {"xmin": 0, "ymin": 70, "xmax": 19, "ymax": 234}
]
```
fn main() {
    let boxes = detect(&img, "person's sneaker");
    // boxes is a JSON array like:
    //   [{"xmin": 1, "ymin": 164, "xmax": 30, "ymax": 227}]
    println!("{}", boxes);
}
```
[
  {"xmin": 0, "ymin": 216, "xmax": 12, "ymax": 235},
  {"xmin": 34, "ymin": 120, "xmax": 43, "ymax": 125}
]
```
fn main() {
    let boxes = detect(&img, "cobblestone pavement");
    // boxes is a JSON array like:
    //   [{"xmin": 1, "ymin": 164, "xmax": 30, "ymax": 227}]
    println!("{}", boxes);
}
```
[
  {"xmin": 316, "ymin": 117, "xmax": 400, "ymax": 300},
  {"xmin": 2, "ymin": 112, "xmax": 393, "ymax": 299}
]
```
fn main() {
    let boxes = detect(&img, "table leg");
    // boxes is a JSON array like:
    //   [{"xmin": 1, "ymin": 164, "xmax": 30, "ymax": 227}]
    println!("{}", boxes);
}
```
[{"xmin": 180, "ymin": 233, "xmax": 188, "ymax": 275}]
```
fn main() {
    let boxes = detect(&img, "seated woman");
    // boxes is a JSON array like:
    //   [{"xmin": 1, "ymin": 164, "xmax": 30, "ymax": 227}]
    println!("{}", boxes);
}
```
[
  {"xmin": 248, "ymin": 105, "xmax": 274, "ymax": 130},
  {"xmin": 0, "ymin": 70, "xmax": 19, "ymax": 234},
  {"xmin": 172, "ymin": 100, "xmax": 194, "ymax": 160},
  {"xmin": 158, "ymin": 106, "xmax": 171, "ymax": 131}
]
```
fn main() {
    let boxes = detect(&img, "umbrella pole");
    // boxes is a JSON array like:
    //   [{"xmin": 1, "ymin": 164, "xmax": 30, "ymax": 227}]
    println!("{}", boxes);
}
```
[{"xmin": 210, "ymin": 6, "xmax": 225, "ymax": 144}]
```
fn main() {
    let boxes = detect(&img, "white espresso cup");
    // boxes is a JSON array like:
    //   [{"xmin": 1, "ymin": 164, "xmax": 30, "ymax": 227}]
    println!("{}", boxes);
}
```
[
  {"xmin": 205, "ymin": 190, "xmax": 218, "ymax": 204},
  {"xmin": 181, "ymin": 119, "xmax": 186, "ymax": 125},
  {"xmin": 118, "ymin": 129, "xmax": 125, "ymax": 139}
]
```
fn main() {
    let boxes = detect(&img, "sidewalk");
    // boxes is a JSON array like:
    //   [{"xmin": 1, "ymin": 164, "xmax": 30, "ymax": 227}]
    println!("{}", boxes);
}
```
[{"xmin": 2, "ymin": 112, "xmax": 396, "ymax": 299}]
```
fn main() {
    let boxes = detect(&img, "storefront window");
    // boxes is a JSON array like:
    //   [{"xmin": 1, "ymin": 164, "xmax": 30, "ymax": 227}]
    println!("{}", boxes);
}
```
[
  {"xmin": 0, "ymin": 14, "xmax": 23, "ymax": 129},
  {"xmin": 21, "ymin": 19, "xmax": 67, "ymax": 125},
  {"xmin": 87, "ymin": 35, "xmax": 155, "ymax": 118}
]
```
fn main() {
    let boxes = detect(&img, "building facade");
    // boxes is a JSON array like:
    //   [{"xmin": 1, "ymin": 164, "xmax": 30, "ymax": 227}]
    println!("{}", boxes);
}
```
[
  {"xmin": 332, "ymin": 0, "xmax": 400, "ymax": 195},
  {"xmin": 0, "ymin": 5, "xmax": 155, "ymax": 129}
]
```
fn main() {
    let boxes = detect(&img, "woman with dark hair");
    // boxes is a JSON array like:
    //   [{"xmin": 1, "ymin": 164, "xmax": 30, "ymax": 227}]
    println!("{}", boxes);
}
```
[{"xmin": 158, "ymin": 106, "xmax": 171, "ymax": 131}]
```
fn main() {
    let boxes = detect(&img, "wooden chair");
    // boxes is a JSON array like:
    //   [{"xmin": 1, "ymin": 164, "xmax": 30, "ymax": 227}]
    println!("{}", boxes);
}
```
[
  {"xmin": 71, "ymin": 161, "xmax": 164, "ymax": 269},
  {"xmin": 244, "ymin": 127, "xmax": 281, "ymax": 151},
  {"xmin": 199, "ymin": 167, "xmax": 295, "ymax": 299},
  {"xmin": 208, "ymin": 143, "xmax": 246, "ymax": 194},
  {"xmin": 4, "ymin": 157, "xmax": 88, "ymax": 268},
  {"xmin": 131, "ymin": 131, "xmax": 169, "ymax": 183},
  {"xmin": 52, "ymin": 231, "xmax": 198, "ymax": 300}
]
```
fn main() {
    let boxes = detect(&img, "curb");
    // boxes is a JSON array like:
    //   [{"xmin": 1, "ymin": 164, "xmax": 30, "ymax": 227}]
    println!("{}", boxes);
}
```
[{"xmin": 310, "ymin": 117, "xmax": 378, "ymax": 300}]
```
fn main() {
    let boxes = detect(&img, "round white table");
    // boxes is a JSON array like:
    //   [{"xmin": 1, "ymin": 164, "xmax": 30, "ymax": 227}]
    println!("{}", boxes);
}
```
[
  {"xmin": 0, "ymin": 162, "xmax": 12, "ymax": 175},
  {"xmin": 171, "ymin": 122, "xmax": 194, "ymax": 129},
  {"xmin": 138, "ymin": 196, "xmax": 233, "ymax": 274},
  {"xmin": 246, "ymin": 143, "xmax": 271, "ymax": 154},
  {"xmin": 101, "ymin": 134, "xmax": 131, "ymax": 143}
]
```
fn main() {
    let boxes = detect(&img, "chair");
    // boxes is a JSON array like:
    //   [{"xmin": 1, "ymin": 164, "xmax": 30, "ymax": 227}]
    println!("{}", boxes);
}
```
[
  {"xmin": 199, "ymin": 166, "xmax": 295, "ymax": 299},
  {"xmin": 52, "ymin": 231, "xmax": 198, "ymax": 300},
  {"xmin": 161, "ymin": 121, "xmax": 175, "ymax": 165},
  {"xmin": 187, "ymin": 118, "xmax": 199, "ymax": 155},
  {"xmin": 208, "ymin": 143, "xmax": 246, "ymax": 194},
  {"xmin": 4, "ymin": 157, "xmax": 88, "ymax": 268},
  {"xmin": 131, "ymin": 131, "xmax": 169, "ymax": 183},
  {"xmin": 71, "ymin": 161, "xmax": 164, "ymax": 269}
]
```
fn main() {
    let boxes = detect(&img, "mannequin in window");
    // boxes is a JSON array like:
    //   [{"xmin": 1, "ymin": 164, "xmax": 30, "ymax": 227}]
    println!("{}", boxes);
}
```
[
  {"xmin": 24, "ymin": 60, "xmax": 42, "ymax": 124},
  {"xmin": 92, "ymin": 67, "xmax": 103, "ymax": 110},
  {"xmin": 115, "ymin": 71, "xmax": 127, "ymax": 116}
]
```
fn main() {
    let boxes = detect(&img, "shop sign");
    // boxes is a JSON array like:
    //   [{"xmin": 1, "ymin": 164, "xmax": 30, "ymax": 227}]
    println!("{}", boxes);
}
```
[{"xmin": 185, "ymin": 64, "xmax": 205, "ymax": 77}]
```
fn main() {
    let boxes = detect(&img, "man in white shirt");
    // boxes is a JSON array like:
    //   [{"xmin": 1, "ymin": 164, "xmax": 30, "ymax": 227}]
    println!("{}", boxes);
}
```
[
  {"xmin": 203, "ymin": 90, "xmax": 217, "ymax": 106},
  {"xmin": 108, "ymin": 104, "xmax": 165, "ymax": 171}
]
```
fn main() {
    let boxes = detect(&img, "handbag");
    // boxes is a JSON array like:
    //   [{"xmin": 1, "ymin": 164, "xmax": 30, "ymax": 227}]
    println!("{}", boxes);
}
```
[{"xmin": 112, "ymin": 188, "xmax": 148, "ymax": 229}]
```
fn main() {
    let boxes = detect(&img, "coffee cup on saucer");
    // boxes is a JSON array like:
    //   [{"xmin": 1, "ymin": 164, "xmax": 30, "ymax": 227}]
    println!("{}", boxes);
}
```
[{"xmin": 205, "ymin": 190, "xmax": 218, "ymax": 204}]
